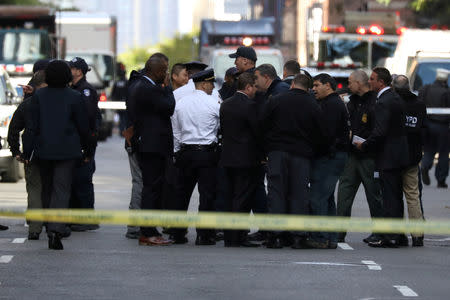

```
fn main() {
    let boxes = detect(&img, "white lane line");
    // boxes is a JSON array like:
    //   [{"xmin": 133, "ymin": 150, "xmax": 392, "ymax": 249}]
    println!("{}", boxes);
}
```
[
  {"xmin": 424, "ymin": 237, "xmax": 450, "ymax": 242},
  {"xmin": 12, "ymin": 238, "xmax": 26, "ymax": 244},
  {"xmin": 338, "ymin": 243, "xmax": 354, "ymax": 250},
  {"xmin": 293, "ymin": 262, "xmax": 360, "ymax": 267},
  {"xmin": 0, "ymin": 255, "xmax": 14, "ymax": 263},
  {"xmin": 361, "ymin": 260, "xmax": 382, "ymax": 271},
  {"xmin": 393, "ymin": 285, "xmax": 418, "ymax": 297}
]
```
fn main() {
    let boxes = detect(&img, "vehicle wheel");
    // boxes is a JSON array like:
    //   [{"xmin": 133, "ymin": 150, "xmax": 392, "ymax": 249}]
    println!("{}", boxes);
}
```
[{"xmin": 1, "ymin": 158, "xmax": 20, "ymax": 183}]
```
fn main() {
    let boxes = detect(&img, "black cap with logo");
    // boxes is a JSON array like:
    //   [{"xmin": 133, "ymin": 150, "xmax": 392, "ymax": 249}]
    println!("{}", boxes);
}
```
[
  {"xmin": 68, "ymin": 57, "xmax": 91, "ymax": 74},
  {"xmin": 229, "ymin": 46, "xmax": 257, "ymax": 62}
]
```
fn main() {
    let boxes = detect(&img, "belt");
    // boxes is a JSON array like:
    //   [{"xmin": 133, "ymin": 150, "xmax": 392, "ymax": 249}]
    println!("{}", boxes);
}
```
[{"xmin": 180, "ymin": 143, "xmax": 217, "ymax": 151}]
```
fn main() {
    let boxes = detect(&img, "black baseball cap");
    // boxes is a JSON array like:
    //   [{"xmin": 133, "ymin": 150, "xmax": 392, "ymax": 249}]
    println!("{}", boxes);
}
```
[
  {"xmin": 229, "ymin": 46, "xmax": 257, "ymax": 62},
  {"xmin": 225, "ymin": 67, "xmax": 239, "ymax": 77},
  {"xmin": 192, "ymin": 68, "xmax": 216, "ymax": 83},
  {"xmin": 68, "ymin": 57, "xmax": 91, "ymax": 74}
]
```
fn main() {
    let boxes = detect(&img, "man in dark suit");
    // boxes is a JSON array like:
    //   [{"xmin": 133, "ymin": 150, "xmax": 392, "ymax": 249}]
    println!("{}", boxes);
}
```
[
  {"xmin": 355, "ymin": 67, "xmax": 409, "ymax": 247},
  {"xmin": 260, "ymin": 74, "xmax": 328, "ymax": 249},
  {"xmin": 128, "ymin": 54, "xmax": 175, "ymax": 246},
  {"xmin": 219, "ymin": 72, "xmax": 260, "ymax": 247}
]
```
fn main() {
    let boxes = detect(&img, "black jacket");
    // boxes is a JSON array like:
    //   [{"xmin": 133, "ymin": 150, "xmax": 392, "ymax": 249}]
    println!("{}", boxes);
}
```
[
  {"xmin": 111, "ymin": 78, "xmax": 128, "ymax": 102},
  {"xmin": 261, "ymin": 88, "xmax": 328, "ymax": 158},
  {"xmin": 362, "ymin": 88, "xmax": 409, "ymax": 170},
  {"xmin": 398, "ymin": 89, "xmax": 427, "ymax": 166},
  {"xmin": 219, "ymin": 92, "xmax": 260, "ymax": 167},
  {"xmin": 7, "ymin": 96, "xmax": 34, "ymax": 157},
  {"xmin": 27, "ymin": 87, "xmax": 93, "ymax": 160},
  {"xmin": 219, "ymin": 82, "xmax": 235, "ymax": 101},
  {"xmin": 347, "ymin": 91, "xmax": 377, "ymax": 157},
  {"xmin": 266, "ymin": 77, "xmax": 290, "ymax": 98},
  {"xmin": 418, "ymin": 80, "xmax": 449, "ymax": 124},
  {"xmin": 127, "ymin": 72, "xmax": 175, "ymax": 156},
  {"xmin": 317, "ymin": 92, "xmax": 350, "ymax": 156},
  {"xmin": 71, "ymin": 76, "xmax": 101, "ymax": 132}
]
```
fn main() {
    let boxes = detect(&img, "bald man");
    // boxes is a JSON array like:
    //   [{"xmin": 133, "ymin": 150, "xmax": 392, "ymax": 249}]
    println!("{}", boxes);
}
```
[{"xmin": 336, "ymin": 70, "xmax": 383, "ymax": 244}]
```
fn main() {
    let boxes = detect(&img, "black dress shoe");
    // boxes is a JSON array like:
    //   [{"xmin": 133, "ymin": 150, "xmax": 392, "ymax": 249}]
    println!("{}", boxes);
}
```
[
  {"xmin": 328, "ymin": 242, "xmax": 338, "ymax": 249},
  {"xmin": 0, "ymin": 224, "xmax": 9, "ymax": 231},
  {"xmin": 304, "ymin": 239, "xmax": 328, "ymax": 249},
  {"xmin": 247, "ymin": 231, "xmax": 266, "ymax": 242},
  {"xmin": 125, "ymin": 231, "xmax": 141, "ymax": 239},
  {"xmin": 195, "ymin": 236, "xmax": 216, "ymax": 245},
  {"xmin": 363, "ymin": 234, "xmax": 378, "ymax": 243},
  {"xmin": 412, "ymin": 236, "xmax": 424, "ymax": 247},
  {"xmin": 70, "ymin": 224, "xmax": 88, "ymax": 232},
  {"xmin": 291, "ymin": 237, "xmax": 307, "ymax": 249},
  {"xmin": 61, "ymin": 226, "xmax": 71, "ymax": 238},
  {"xmin": 368, "ymin": 238, "xmax": 398, "ymax": 248},
  {"xmin": 48, "ymin": 233, "xmax": 63, "ymax": 250},
  {"xmin": 28, "ymin": 232, "xmax": 40, "ymax": 240},
  {"xmin": 170, "ymin": 235, "xmax": 188, "ymax": 244},
  {"xmin": 215, "ymin": 231, "xmax": 224, "ymax": 241},
  {"xmin": 397, "ymin": 234, "xmax": 409, "ymax": 247},
  {"xmin": 437, "ymin": 181, "xmax": 448, "ymax": 188},
  {"xmin": 266, "ymin": 237, "xmax": 283, "ymax": 249},
  {"xmin": 240, "ymin": 240, "xmax": 260, "ymax": 247},
  {"xmin": 421, "ymin": 168, "xmax": 430, "ymax": 185}
]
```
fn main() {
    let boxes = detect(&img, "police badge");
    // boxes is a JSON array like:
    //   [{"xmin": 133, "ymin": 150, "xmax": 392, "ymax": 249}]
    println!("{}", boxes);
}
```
[{"xmin": 361, "ymin": 113, "xmax": 367, "ymax": 123}]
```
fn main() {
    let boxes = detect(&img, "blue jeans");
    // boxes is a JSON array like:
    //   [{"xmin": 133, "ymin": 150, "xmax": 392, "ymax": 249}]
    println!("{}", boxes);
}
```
[{"xmin": 310, "ymin": 152, "xmax": 348, "ymax": 243}]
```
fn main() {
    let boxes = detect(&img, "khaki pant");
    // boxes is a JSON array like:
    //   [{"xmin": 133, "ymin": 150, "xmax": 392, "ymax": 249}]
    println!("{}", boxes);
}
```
[{"xmin": 402, "ymin": 165, "xmax": 424, "ymax": 237}]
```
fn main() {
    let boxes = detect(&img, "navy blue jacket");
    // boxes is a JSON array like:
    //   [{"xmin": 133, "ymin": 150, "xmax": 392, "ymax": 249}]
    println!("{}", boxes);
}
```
[{"xmin": 27, "ymin": 87, "xmax": 94, "ymax": 160}]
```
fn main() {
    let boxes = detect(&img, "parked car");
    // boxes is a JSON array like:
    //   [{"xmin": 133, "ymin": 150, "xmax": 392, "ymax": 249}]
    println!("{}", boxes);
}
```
[
  {"xmin": 0, "ymin": 68, "xmax": 24, "ymax": 182},
  {"xmin": 407, "ymin": 52, "xmax": 450, "ymax": 94}
]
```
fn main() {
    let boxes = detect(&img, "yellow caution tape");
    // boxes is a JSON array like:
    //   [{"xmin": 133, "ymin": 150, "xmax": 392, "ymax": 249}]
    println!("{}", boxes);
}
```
[{"xmin": 1, "ymin": 209, "xmax": 450, "ymax": 235}]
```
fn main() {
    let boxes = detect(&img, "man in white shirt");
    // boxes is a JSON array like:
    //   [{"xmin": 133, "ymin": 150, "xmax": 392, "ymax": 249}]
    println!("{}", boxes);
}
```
[{"xmin": 170, "ymin": 69, "xmax": 220, "ymax": 245}]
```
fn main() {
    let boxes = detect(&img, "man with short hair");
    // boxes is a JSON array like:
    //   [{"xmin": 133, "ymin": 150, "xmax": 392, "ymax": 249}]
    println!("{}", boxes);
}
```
[
  {"xmin": 282, "ymin": 60, "xmax": 300, "ymax": 85},
  {"xmin": 230, "ymin": 46, "xmax": 257, "ymax": 74},
  {"xmin": 309, "ymin": 73, "xmax": 350, "ymax": 249},
  {"xmin": 171, "ymin": 69, "xmax": 220, "ymax": 245},
  {"xmin": 68, "ymin": 57, "xmax": 101, "ymax": 232},
  {"xmin": 220, "ymin": 72, "xmax": 260, "ymax": 247},
  {"xmin": 170, "ymin": 63, "xmax": 189, "ymax": 91},
  {"xmin": 393, "ymin": 74, "xmax": 426, "ymax": 247},
  {"xmin": 355, "ymin": 67, "xmax": 409, "ymax": 248},
  {"xmin": 419, "ymin": 68, "xmax": 449, "ymax": 188},
  {"xmin": 261, "ymin": 73, "xmax": 328, "ymax": 249},
  {"xmin": 219, "ymin": 67, "xmax": 239, "ymax": 100},
  {"xmin": 128, "ymin": 54, "xmax": 175, "ymax": 246},
  {"xmin": 254, "ymin": 64, "xmax": 290, "ymax": 98},
  {"xmin": 336, "ymin": 70, "xmax": 383, "ymax": 243}
]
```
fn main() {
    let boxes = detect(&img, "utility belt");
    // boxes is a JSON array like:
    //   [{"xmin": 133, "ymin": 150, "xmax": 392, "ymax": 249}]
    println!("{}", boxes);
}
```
[{"xmin": 180, "ymin": 143, "xmax": 218, "ymax": 152}]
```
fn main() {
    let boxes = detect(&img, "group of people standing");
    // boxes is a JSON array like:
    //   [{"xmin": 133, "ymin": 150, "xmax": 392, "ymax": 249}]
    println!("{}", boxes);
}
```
[{"xmin": 124, "ymin": 46, "xmax": 444, "ymax": 250}]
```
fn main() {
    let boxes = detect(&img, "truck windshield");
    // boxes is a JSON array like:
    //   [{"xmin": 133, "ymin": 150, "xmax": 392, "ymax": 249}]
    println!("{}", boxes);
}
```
[
  {"xmin": 318, "ymin": 39, "xmax": 396, "ymax": 67},
  {"xmin": 213, "ymin": 54, "xmax": 283, "ymax": 80},
  {"xmin": 0, "ymin": 30, "xmax": 50, "ymax": 64},
  {"xmin": 66, "ymin": 53, "xmax": 114, "ymax": 82},
  {"xmin": 412, "ymin": 62, "xmax": 450, "ymax": 90}
]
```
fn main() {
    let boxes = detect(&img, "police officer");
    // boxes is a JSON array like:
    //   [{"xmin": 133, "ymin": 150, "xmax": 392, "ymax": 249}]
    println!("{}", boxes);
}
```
[
  {"xmin": 171, "ymin": 69, "xmax": 220, "ymax": 245},
  {"xmin": 68, "ymin": 57, "xmax": 100, "ymax": 231}
]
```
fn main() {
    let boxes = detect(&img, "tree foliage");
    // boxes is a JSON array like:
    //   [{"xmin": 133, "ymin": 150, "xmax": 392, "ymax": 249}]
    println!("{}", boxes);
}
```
[
  {"xmin": 119, "ymin": 32, "xmax": 199, "ymax": 74},
  {"xmin": 0, "ymin": 0, "xmax": 42, "ymax": 5}
]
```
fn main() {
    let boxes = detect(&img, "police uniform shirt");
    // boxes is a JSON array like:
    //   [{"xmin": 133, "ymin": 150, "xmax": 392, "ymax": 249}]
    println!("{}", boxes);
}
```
[
  {"xmin": 72, "ymin": 77, "xmax": 99, "ymax": 131},
  {"xmin": 173, "ymin": 79, "xmax": 222, "ymax": 103},
  {"xmin": 172, "ymin": 89, "xmax": 220, "ymax": 152}
]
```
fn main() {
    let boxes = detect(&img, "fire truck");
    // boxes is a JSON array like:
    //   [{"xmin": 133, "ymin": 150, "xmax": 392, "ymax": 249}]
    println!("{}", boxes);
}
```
[
  {"xmin": 199, "ymin": 18, "xmax": 284, "ymax": 85},
  {"xmin": 306, "ymin": 11, "xmax": 405, "ymax": 92}
]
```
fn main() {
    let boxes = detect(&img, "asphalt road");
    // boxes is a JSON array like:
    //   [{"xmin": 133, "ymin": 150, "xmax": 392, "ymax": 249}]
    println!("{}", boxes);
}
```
[{"xmin": 1, "ymin": 135, "xmax": 449, "ymax": 299}]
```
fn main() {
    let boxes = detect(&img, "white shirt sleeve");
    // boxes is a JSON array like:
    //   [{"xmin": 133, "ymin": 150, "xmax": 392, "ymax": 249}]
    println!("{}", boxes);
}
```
[{"xmin": 172, "ymin": 106, "xmax": 181, "ymax": 152}]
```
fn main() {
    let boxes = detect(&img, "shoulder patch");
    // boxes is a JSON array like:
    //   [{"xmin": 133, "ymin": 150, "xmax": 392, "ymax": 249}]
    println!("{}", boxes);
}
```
[{"xmin": 83, "ymin": 89, "xmax": 91, "ymax": 97}]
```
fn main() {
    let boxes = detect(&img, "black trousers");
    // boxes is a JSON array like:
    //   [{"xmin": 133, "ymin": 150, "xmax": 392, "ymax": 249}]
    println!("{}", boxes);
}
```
[
  {"xmin": 380, "ymin": 168, "xmax": 404, "ymax": 240},
  {"xmin": 70, "ymin": 159, "xmax": 96, "ymax": 209},
  {"xmin": 171, "ymin": 149, "xmax": 218, "ymax": 238},
  {"xmin": 139, "ymin": 152, "xmax": 166, "ymax": 237},
  {"xmin": 267, "ymin": 151, "xmax": 311, "ymax": 238},
  {"xmin": 223, "ymin": 167, "xmax": 258, "ymax": 245},
  {"xmin": 38, "ymin": 159, "xmax": 76, "ymax": 234}
]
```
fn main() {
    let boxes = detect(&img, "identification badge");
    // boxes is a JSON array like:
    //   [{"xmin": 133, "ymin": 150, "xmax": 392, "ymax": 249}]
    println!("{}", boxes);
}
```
[
  {"xmin": 374, "ymin": 171, "xmax": 379, "ymax": 178},
  {"xmin": 361, "ymin": 113, "xmax": 367, "ymax": 123}
]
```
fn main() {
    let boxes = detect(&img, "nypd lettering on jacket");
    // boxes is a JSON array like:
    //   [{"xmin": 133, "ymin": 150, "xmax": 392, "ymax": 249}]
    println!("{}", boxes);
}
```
[{"xmin": 405, "ymin": 115, "xmax": 418, "ymax": 128}]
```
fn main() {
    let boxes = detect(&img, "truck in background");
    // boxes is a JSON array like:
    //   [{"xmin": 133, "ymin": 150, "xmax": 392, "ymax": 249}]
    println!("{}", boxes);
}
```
[
  {"xmin": 0, "ymin": 5, "xmax": 64, "ymax": 87},
  {"xmin": 199, "ymin": 18, "xmax": 284, "ymax": 85},
  {"xmin": 56, "ymin": 12, "xmax": 117, "ymax": 140},
  {"xmin": 305, "ymin": 11, "xmax": 404, "ymax": 92}
]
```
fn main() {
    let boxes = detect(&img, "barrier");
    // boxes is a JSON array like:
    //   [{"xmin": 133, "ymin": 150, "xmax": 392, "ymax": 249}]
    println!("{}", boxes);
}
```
[{"xmin": 1, "ymin": 209, "xmax": 450, "ymax": 235}]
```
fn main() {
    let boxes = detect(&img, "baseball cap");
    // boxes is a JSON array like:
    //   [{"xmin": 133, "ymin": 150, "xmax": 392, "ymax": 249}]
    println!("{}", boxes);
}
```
[
  {"xmin": 68, "ymin": 57, "xmax": 91, "ymax": 74},
  {"xmin": 229, "ymin": 46, "xmax": 257, "ymax": 62}
]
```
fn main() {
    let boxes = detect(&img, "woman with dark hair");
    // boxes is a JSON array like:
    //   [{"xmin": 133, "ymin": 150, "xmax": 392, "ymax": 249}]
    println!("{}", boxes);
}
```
[{"xmin": 24, "ymin": 60, "xmax": 94, "ymax": 250}]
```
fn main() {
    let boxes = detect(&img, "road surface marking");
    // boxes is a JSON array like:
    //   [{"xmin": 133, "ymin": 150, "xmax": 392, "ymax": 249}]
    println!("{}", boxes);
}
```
[
  {"xmin": 0, "ymin": 255, "xmax": 13, "ymax": 263},
  {"xmin": 293, "ymin": 262, "xmax": 360, "ymax": 267},
  {"xmin": 361, "ymin": 260, "xmax": 381, "ymax": 270},
  {"xmin": 338, "ymin": 243, "xmax": 354, "ymax": 250},
  {"xmin": 12, "ymin": 238, "xmax": 26, "ymax": 243},
  {"xmin": 393, "ymin": 285, "xmax": 418, "ymax": 297},
  {"xmin": 424, "ymin": 237, "xmax": 450, "ymax": 242}
]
